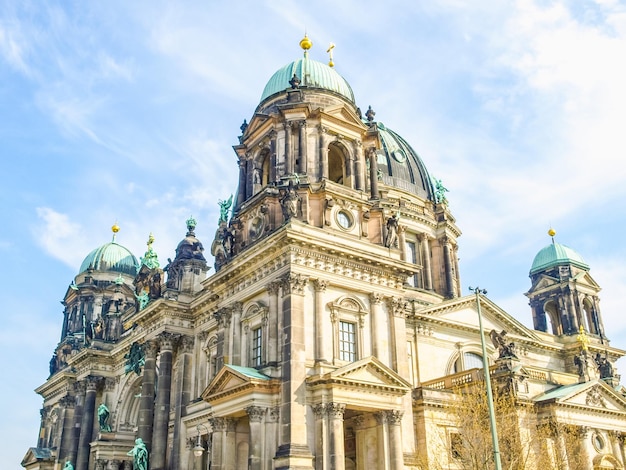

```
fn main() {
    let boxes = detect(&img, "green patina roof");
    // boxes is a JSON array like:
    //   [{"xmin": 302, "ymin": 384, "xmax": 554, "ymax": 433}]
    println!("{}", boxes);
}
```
[
  {"xmin": 79, "ymin": 242, "xmax": 139, "ymax": 276},
  {"xmin": 227, "ymin": 364, "xmax": 271, "ymax": 381},
  {"xmin": 533, "ymin": 382, "xmax": 589, "ymax": 402},
  {"xmin": 260, "ymin": 56, "xmax": 355, "ymax": 103},
  {"xmin": 530, "ymin": 241, "xmax": 589, "ymax": 275}
]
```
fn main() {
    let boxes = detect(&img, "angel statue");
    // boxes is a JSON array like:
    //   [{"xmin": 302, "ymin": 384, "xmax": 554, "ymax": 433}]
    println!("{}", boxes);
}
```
[
  {"xmin": 489, "ymin": 329, "xmax": 518, "ymax": 359},
  {"xmin": 218, "ymin": 195, "xmax": 233, "ymax": 224}
]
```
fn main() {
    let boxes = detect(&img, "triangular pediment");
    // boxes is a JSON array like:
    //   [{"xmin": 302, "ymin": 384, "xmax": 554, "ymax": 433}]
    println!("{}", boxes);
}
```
[
  {"xmin": 417, "ymin": 295, "xmax": 542, "ymax": 343},
  {"xmin": 320, "ymin": 105, "xmax": 367, "ymax": 131},
  {"xmin": 535, "ymin": 380, "xmax": 626, "ymax": 412},
  {"xmin": 21, "ymin": 447, "xmax": 53, "ymax": 466},
  {"xmin": 311, "ymin": 356, "xmax": 411, "ymax": 391},
  {"xmin": 201, "ymin": 364, "xmax": 279, "ymax": 405}
]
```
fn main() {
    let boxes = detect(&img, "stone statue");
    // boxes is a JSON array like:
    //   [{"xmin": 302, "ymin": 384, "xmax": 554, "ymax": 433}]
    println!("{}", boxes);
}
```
[
  {"xmin": 135, "ymin": 290, "xmax": 149, "ymax": 311},
  {"xmin": 63, "ymin": 461, "xmax": 74, "ymax": 470},
  {"xmin": 595, "ymin": 353, "xmax": 614, "ymax": 379},
  {"xmin": 384, "ymin": 214, "xmax": 399, "ymax": 248},
  {"xmin": 280, "ymin": 187, "xmax": 300, "ymax": 220},
  {"xmin": 127, "ymin": 437, "xmax": 148, "ymax": 470},
  {"xmin": 489, "ymin": 330, "xmax": 518, "ymax": 359},
  {"xmin": 434, "ymin": 178, "xmax": 449, "ymax": 204},
  {"xmin": 98, "ymin": 403, "xmax": 111, "ymax": 432},
  {"xmin": 218, "ymin": 195, "xmax": 233, "ymax": 224},
  {"xmin": 124, "ymin": 343, "xmax": 145, "ymax": 376}
]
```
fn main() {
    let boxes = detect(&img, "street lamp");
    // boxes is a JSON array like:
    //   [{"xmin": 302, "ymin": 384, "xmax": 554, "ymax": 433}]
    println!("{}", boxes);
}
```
[
  {"xmin": 469, "ymin": 286, "xmax": 502, "ymax": 470},
  {"xmin": 193, "ymin": 423, "xmax": 211, "ymax": 458}
]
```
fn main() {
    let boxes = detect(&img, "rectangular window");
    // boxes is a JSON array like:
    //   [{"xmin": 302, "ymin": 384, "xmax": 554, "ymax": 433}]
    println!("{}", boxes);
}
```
[
  {"xmin": 339, "ymin": 321, "xmax": 356, "ymax": 362},
  {"xmin": 252, "ymin": 327, "xmax": 262, "ymax": 367}
]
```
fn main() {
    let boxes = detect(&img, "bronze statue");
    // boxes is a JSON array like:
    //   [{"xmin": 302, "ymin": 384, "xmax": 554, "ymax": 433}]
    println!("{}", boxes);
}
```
[
  {"xmin": 98, "ymin": 403, "xmax": 111, "ymax": 432},
  {"xmin": 127, "ymin": 437, "xmax": 148, "ymax": 470},
  {"xmin": 489, "ymin": 329, "xmax": 518, "ymax": 359}
]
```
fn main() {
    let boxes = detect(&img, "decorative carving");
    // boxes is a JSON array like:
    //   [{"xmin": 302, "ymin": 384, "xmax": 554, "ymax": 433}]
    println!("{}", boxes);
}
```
[
  {"xmin": 178, "ymin": 335, "xmax": 195, "ymax": 354},
  {"xmin": 60, "ymin": 395, "xmax": 75, "ymax": 409},
  {"xmin": 594, "ymin": 353, "xmax": 615, "ymax": 379},
  {"xmin": 157, "ymin": 332, "xmax": 179, "ymax": 352},
  {"xmin": 370, "ymin": 293, "xmax": 384, "ymax": 305},
  {"xmin": 374, "ymin": 411, "xmax": 387, "ymax": 425},
  {"xmin": 384, "ymin": 214, "xmax": 400, "ymax": 248},
  {"xmin": 289, "ymin": 74, "xmax": 301, "ymax": 89},
  {"xmin": 586, "ymin": 387, "xmax": 606, "ymax": 407},
  {"xmin": 281, "ymin": 273, "xmax": 308, "ymax": 296},
  {"xmin": 312, "ymin": 404, "xmax": 326, "ymax": 419},
  {"xmin": 326, "ymin": 402, "xmax": 346, "ymax": 419},
  {"xmin": 268, "ymin": 407, "xmax": 280, "ymax": 423},
  {"xmin": 86, "ymin": 376, "xmax": 100, "ymax": 391},
  {"xmin": 267, "ymin": 281, "xmax": 281, "ymax": 296},
  {"xmin": 387, "ymin": 297, "xmax": 407, "ymax": 318},
  {"xmin": 104, "ymin": 377, "xmax": 116, "ymax": 391},
  {"xmin": 124, "ymin": 343, "xmax": 146, "ymax": 376},
  {"xmin": 280, "ymin": 183, "xmax": 300, "ymax": 221},
  {"xmin": 246, "ymin": 406, "xmax": 266, "ymax": 423},
  {"xmin": 313, "ymin": 279, "xmax": 328, "ymax": 292},
  {"xmin": 385, "ymin": 410, "xmax": 404, "ymax": 425},
  {"xmin": 209, "ymin": 417, "xmax": 227, "ymax": 431}
]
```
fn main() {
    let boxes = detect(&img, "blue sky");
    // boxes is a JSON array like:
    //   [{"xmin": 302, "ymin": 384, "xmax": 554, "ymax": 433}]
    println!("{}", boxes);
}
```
[{"xmin": 2, "ymin": 1, "xmax": 626, "ymax": 466}]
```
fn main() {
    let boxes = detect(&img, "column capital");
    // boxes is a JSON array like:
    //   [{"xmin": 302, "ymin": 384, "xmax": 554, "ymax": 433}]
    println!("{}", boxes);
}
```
[
  {"xmin": 267, "ymin": 281, "xmax": 281, "ymax": 295},
  {"xmin": 313, "ymin": 279, "xmax": 328, "ymax": 292},
  {"xmin": 144, "ymin": 339, "xmax": 159, "ymax": 359},
  {"xmin": 104, "ymin": 377, "xmax": 117, "ymax": 391},
  {"xmin": 325, "ymin": 402, "xmax": 346, "ymax": 419},
  {"xmin": 60, "ymin": 394, "xmax": 76, "ymax": 409},
  {"xmin": 387, "ymin": 297, "xmax": 407, "ymax": 318},
  {"xmin": 312, "ymin": 404, "xmax": 326, "ymax": 419},
  {"xmin": 245, "ymin": 405, "xmax": 266, "ymax": 423},
  {"xmin": 178, "ymin": 334, "xmax": 195, "ymax": 355},
  {"xmin": 157, "ymin": 332, "xmax": 178, "ymax": 352},
  {"xmin": 369, "ymin": 292, "xmax": 384, "ymax": 304},
  {"xmin": 74, "ymin": 380, "xmax": 87, "ymax": 394},
  {"xmin": 281, "ymin": 273, "xmax": 309, "ymax": 296},
  {"xmin": 385, "ymin": 410, "xmax": 404, "ymax": 425},
  {"xmin": 374, "ymin": 411, "xmax": 387, "ymax": 425},
  {"xmin": 85, "ymin": 375, "xmax": 100, "ymax": 391}
]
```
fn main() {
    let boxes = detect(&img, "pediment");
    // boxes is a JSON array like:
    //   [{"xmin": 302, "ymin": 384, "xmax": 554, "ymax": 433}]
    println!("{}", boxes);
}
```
[
  {"xmin": 201, "ymin": 364, "xmax": 278, "ymax": 404},
  {"xmin": 310, "ymin": 356, "xmax": 411, "ymax": 392},
  {"xmin": 418, "ymin": 295, "xmax": 541, "ymax": 343},
  {"xmin": 536, "ymin": 380, "xmax": 626, "ymax": 412},
  {"xmin": 21, "ymin": 447, "xmax": 53, "ymax": 466},
  {"xmin": 528, "ymin": 273, "xmax": 560, "ymax": 292},
  {"xmin": 320, "ymin": 105, "xmax": 367, "ymax": 130}
]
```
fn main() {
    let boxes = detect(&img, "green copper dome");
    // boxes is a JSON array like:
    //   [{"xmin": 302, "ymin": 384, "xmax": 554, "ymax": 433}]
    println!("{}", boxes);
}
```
[
  {"xmin": 530, "ymin": 241, "xmax": 589, "ymax": 275},
  {"xmin": 79, "ymin": 242, "xmax": 139, "ymax": 276},
  {"xmin": 260, "ymin": 56, "xmax": 355, "ymax": 103}
]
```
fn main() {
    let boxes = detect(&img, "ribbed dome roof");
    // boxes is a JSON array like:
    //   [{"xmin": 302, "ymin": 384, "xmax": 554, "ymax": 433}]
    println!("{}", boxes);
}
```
[
  {"xmin": 374, "ymin": 122, "xmax": 436, "ymax": 200},
  {"xmin": 260, "ymin": 56, "xmax": 355, "ymax": 104},
  {"xmin": 530, "ymin": 241, "xmax": 589, "ymax": 275},
  {"xmin": 79, "ymin": 242, "xmax": 139, "ymax": 276}
]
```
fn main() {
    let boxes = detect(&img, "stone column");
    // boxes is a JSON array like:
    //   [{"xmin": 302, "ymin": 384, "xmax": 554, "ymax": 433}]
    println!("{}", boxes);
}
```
[
  {"xmin": 76, "ymin": 376, "xmax": 99, "ymax": 470},
  {"xmin": 419, "ymin": 235, "xmax": 433, "ymax": 291},
  {"xmin": 267, "ymin": 282, "xmax": 281, "ymax": 366},
  {"xmin": 57, "ymin": 395, "xmax": 75, "ymax": 464},
  {"xmin": 578, "ymin": 427, "xmax": 592, "ymax": 470},
  {"xmin": 38, "ymin": 406, "xmax": 50, "ymax": 449},
  {"xmin": 265, "ymin": 407, "xmax": 280, "ymax": 470},
  {"xmin": 246, "ymin": 406, "xmax": 266, "ymax": 470},
  {"xmin": 210, "ymin": 417, "xmax": 226, "ymax": 470},
  {"xmin": 386, "ymin": 411, "xmax": 404, "ymax": 470},
  {"xmin": 312, "ymin": 404, "xmax": 327, "ymax": 470},
  {"xmin": 369, "ymin": 293, "xmax": 385, "ymax": 363},
  {"xmin": 398, "ymin": 226, "xmax": 407, "ymax": 261},
  {"xmin": 231, "ymin": 302, "xmax": 243, "ymax": 365},
  {"xmin": 236, "ymin": 156, "xmax": 247, "ymax": 208},
  {"xmin": 368, "ymin": 148, "xmax": 380, "ymax": 200},
  {"xmin": 285, "ymin": 121, "xmax": 294, "ymax": 175},
  {"xmin": 374, "ymin": 412, "xmax": 389, "ymax": 470},
  {"xmin": 171, "ymin": 335, "xmax": 194, "ymax": 468},
  {"xmin": 298, "ymin": 120, "xmax": 307, "ymax": 174},
  {"xmin": 313, "ymin": 279, "xmax": 329, "ymax": 363},
  {"xmin": 569, "ymin": 290, "xmax": 581, "ymax": 332},
  {"xmin": 318, "ymin": 125, "xmax": 328, "ymax": 181},
  {"xmin": 610, "ymin": 431, "xmax": 623, "ymax": 465},
  {"xmin": 442, "ymin": 238, "xmax": 455, "ymax": 299},
  {"xmin": 275, "ymin": 273, "xmax": 313, "ymax": 468},
  {"xmin": 68, "ymin": 381, "xmax": 86, "ymax": 465},
  {"xmin": 269, "ymin": 130, "xmax": 278, "ymax": 183},
  {"xmin": 354, "ymin": 140, "xmax": 364, "ymax": 191},
  {"xmin": 138, "ymin": 340, "xmax": 158, "ymax": 450},
  {"xmin": 151, "ymin": 333, "xmax": 177, "ymax": 470},
  {"xmin": 327, "ymin": 403, "xmax": 346, "ymax": 470}
]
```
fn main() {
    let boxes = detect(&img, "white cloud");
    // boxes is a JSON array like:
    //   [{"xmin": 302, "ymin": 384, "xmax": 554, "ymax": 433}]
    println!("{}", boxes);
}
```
[{"xmin": 35, "ymin": 207, "xmax": 89, "ymax": 268}]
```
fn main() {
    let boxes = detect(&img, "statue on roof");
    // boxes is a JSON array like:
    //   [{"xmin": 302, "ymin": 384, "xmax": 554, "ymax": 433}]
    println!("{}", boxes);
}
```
[
  {"xmin": 218, "ymin": 195, "xmax": 233, "ymax": 224},
  {"xmin": 384, "ymin": 213, "xmax": 400, "ymax": 249},
  {"xmin": 490, "ymin": 330, "xmax": 518, "ymax": 359},
  {"xmin": 433, "ymin": 178, "xmax": 449, "ymax": 204},
  {"xmin": 595, "ymin": 353, "xmax": 615, "ymax": 379}
]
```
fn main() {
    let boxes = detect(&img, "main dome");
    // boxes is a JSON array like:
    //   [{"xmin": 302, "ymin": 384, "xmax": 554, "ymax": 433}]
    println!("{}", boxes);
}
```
[
  {"xmin": 260, "ymin": 56, "xmax": 355, "ymax": 104},
  {"xmin": 530, "ymin": 241, "xmax": 589, "ymax": 275},
  {"xmin": 79, "ymin": 242, "xmax": 139, "ymax": 276}
]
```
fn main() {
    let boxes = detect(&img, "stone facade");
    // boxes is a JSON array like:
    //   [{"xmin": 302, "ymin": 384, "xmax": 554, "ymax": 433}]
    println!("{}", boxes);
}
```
[{"xmin": 22, "ymin": 41, "xmax": 626, "ymax": 470}]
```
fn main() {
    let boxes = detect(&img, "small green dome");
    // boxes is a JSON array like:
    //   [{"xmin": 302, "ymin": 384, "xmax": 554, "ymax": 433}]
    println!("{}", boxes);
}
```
[
  {"xmin": 79, "ymin": 242, "xmax": 139, "ymax": 276},
  {"xmin": 260, "ymin": 57, "xmax": 355, "ymax": 103},
  {"xmin": 530, "ymin": 241, "xmax": 589, "ymax": 275}
]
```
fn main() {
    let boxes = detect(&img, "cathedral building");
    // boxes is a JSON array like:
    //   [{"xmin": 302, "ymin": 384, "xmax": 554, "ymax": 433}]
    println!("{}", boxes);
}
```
[{"xmin": 22, "ymin": 36, "xmax": 626, "ymax": 470}]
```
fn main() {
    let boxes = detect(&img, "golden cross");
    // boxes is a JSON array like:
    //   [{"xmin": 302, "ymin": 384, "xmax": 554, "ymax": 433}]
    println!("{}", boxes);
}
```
[{"xmin": 327, "ymin": 43, "xmax": 335, "ymax": 67}]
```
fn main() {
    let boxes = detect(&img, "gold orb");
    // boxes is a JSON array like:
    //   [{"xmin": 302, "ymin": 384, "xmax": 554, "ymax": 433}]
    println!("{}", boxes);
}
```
[
  {"xmin": 112, "ymin": 223, "xmax": 120, "ymax": 233},
  {"xmin": 548, "ymin": 228, "xmax": 556, "ymax": 237},
  {"xmin": 300, "ymin": 34, "xmax": 312, "ymax": 51}
]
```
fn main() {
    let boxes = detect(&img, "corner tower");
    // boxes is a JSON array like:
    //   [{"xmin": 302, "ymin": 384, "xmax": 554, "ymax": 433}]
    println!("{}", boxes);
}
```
[{"xmin": 526, "ymin": 229, "xmax": 605, "ymax": 341}]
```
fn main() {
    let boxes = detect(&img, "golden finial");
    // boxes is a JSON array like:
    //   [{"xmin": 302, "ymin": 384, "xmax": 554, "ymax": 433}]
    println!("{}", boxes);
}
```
[
  {"xmin": 577, "ymin": 325, "xmax": 590, "ymax": 351},
  {"xmin": 548, "ymin": 227, "xmax": 556, "ymax": 245},
  {"xmin": 327, "ymin": 42, "xmax": 335, "ymax": 67},
  {"xmin": 147, "ymin": 232, "xmax": 155, "ymax": 248},
  {"xmin": 111, "ymin": 222, "xmax": 120, "ymax": 242},
  {"xmin": 300, "ymin": 34, "xmax": 312, "ymax": 57}
]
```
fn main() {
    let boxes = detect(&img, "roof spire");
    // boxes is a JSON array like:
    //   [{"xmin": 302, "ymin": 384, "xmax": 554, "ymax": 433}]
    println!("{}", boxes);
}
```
[
  {"xmin": 299, "ymin": 33, "xmax": 312, "ymax": 58},
  {"xmin": 111, "ymin": 222, "xmax": 120, "ymax": 242},
  {"xmin": 327, "ymin": 42, "xmax": 335, "ymax": 67}
]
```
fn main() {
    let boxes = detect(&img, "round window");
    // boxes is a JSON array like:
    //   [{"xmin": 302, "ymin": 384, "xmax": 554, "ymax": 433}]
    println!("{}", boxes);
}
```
[
  {"xmin": 336, "ymin": 210, "xmax": 353, "ymax": 230},
  {"xmin": 592, "ymin": 432, "xmax": 605, "ymax": 452}
]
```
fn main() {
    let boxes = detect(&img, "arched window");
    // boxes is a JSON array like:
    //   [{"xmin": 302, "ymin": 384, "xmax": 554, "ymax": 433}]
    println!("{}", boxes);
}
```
[
  {"xmin": 453, "ymin": 351, "xmax": 484, "ymax": 374},
  {"xmin": 328, "ymin": 142, "xmax": 347, "ymax": 185},
  {"xmin": 544, "ymin": 300, "xmax": 561, "ymax": 335}
]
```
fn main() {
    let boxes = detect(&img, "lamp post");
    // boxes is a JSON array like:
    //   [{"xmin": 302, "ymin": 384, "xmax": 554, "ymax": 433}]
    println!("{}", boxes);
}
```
[
  {"xmin": 192, "ymin": 423, "xmax": 211, "ymax": 469},
  {"xmin": 469, "ymin": 286, "xmax": 502, "ymax": 470}
]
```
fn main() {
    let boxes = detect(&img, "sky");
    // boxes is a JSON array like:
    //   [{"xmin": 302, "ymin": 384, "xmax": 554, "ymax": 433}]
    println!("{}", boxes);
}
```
[{"xmin": 2, "ymin": 0, "xmax": 626, "ymax": 466}]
